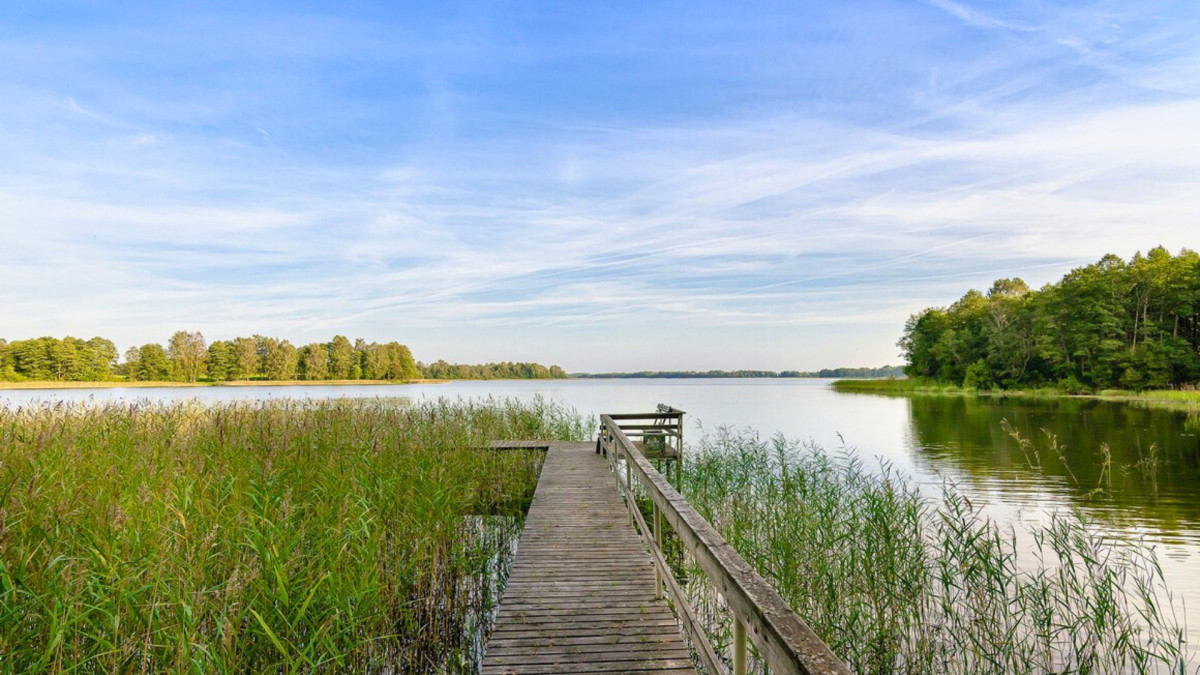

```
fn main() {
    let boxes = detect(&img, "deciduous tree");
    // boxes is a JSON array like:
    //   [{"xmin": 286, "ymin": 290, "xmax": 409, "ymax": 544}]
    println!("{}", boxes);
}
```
[
  {"xmin": 329, "ymin": 335, "xmax": 353, "ymax": 380},
  {"xmin": 136, "ymin": 344, "xmax": 170, "ymax": 381},
  {"xmin": 298, "ymin": 343, "xmax": 329, "ymax": 380},
  {"xmin": 167, "ymin": 331, "xmax": 207, "ymax": 382}
]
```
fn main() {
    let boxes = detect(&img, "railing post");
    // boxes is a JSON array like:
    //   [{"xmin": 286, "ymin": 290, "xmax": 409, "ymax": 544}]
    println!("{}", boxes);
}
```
[
  {"xmin": 674, "ymin": 420, "xmax": 682, "ymax": 490},
  {"xmin": 734, "ymin": 616, "xmax": 748, "ymax": 675},
  {"xmin": 653, "ymin": 502, "xmax": 663, "ymax": 599},
  {"xmin": 625, "ymin": 452, "xmax": 633, "ymax": 525}
]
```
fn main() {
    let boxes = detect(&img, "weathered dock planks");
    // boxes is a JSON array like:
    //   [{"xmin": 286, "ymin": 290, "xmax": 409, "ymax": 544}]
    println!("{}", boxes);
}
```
[{"xmin": 481, "ymin": 441, "xmax": 698, "ymax": 675}]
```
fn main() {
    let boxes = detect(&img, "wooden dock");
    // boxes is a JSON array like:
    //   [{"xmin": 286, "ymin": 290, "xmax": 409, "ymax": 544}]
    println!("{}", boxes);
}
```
[
  {"xmin": 483, "ymin": 410, "xmax": 849, "ymax": 675},
  {"xmin": 481, "ymin": 441, "xmax": 698, "ymax": 675}
]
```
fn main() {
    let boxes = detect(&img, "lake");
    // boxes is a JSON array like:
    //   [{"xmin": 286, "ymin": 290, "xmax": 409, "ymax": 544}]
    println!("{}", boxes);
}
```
[{"xmin": 4, "ymin": 378, "xmax": 1199, "ymax": 646}]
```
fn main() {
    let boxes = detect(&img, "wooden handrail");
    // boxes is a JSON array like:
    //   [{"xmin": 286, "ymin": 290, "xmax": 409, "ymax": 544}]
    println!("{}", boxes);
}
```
[
  {"xmin": 604, "ymin": 412, "xmax": 684, "ymax": 421},
  {"xmin": 609, "ymin": 424, "xmax": 682, "ymax": 432},
  {"xmin": 600, "ymin": 413, "xmax": 850, "ymax": 675}
]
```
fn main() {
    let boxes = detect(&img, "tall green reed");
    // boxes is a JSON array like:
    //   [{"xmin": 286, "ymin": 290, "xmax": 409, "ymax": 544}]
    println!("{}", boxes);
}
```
[
  {"xmin": 0, "ymin": 397, "xmax": 584, "ymax": 673},
  {"xmin": 677, "ymin": 427, "xmax": 1190, "ymax": 674}
]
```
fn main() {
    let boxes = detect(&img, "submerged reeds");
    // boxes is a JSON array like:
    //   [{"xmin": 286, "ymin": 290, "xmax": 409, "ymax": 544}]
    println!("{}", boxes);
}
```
[
  {"xmin": 0, "ymin": 397, "xmax": 585, "ymax": 673},
  {"xmin": 677, "ymin": 428, "xmax": 1191, "ymax": 674}
]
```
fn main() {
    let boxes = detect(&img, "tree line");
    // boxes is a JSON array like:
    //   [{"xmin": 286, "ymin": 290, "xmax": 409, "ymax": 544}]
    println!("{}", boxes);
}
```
[
  {"xmin": 900, "ymin": 247, "xmax": 1200, "ymax": 391},
  {"xmin": 0, "ymin": 332, "xmax": 564, "ymax": 383},
  {"xmin": 421, "ymin": 360, "xmax": 568, "ymax": 380},
  {"xmin": 574, "ymin": 366, "xmax": 904, "ymax": 379}
]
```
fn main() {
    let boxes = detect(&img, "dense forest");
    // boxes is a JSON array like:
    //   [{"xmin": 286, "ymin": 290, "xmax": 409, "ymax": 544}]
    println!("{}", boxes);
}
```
[
  {"xmin": 900, "ymin": 247, "xmax": 1200, "ymax": 391},
  {"xmin": 0, "ymin": 332, "xmax": 564, "ymax": 383},
  {"xmin": 574, "ymin": 366, "xmax": 904, "ymax": 379}
]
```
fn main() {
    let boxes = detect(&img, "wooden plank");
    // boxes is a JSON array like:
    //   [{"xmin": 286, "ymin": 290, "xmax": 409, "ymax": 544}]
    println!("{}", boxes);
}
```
[
  {"xmin": 484, "ymin": 653, "xmax": 700, "ymax": 667},
  {"xmin": 482, "ymin": 441, "xmax": 698, "ymax": 675},
  {"xmin": 489, "ymin": 440, "xmax": 552, "ymax": 450},
  {"xmin": 487, "ymin": 634, "xmax": 680, "ymax": 648},
  {"xmin": 486, "ymin": 646, "xmax": 691, "ymax": 662}
]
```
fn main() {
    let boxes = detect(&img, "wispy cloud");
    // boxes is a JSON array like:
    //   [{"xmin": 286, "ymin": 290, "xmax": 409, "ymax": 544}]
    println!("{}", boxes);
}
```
[{"xmin": 920, "ymin": 0, "xmax": 1039, "ymax": 33}]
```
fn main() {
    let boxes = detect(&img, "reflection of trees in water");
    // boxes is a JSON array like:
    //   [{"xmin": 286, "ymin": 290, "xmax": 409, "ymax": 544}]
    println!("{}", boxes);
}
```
[{"xmin": 905, "ymin": 395, "xmax": 1200, "ymax": 534}]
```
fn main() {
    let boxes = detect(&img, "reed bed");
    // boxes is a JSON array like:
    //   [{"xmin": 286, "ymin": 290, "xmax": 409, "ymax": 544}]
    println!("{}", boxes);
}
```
[
  {"xmin": 0, "ymin": 397, "xmax": 585, "ymax": 674},
  {"xmin": 676, "ymin": 428, "xmax": 1191, "ymax": 674}
]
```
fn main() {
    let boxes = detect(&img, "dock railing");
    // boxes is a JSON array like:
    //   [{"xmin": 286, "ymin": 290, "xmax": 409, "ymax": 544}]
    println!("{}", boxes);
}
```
[
  {"xmin": 597, "ymin": 404, "xmax": 685, "ymax": 484},
  {"xmin": 599, "ymin": 412, "xmax": 851, "ymax": 675}
]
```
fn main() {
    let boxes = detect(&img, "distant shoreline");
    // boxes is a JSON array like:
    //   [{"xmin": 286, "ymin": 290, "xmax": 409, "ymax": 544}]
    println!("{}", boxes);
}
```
[{"xmin": 573, "ymin": 366, "xmax": 904, "ymax": 379}]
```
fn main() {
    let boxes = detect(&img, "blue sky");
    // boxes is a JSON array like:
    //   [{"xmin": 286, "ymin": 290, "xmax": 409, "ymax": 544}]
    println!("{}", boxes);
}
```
[{"xmin": 2, "ymin": 1, "xmax": 1198, "ymax": 371}]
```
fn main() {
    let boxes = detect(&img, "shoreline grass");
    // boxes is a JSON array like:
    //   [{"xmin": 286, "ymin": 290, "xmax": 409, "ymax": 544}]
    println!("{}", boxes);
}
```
[
  {"xmin": 0, "ymin": 397, "xmax": 586, "ymax": 673},
  {"xmin": 831, "ymin": 377, "xmax": 1200, "ymax": 411},
  {"xmin": 676, "ymin": 429, "xmax": 1191, "ymax": 673}
]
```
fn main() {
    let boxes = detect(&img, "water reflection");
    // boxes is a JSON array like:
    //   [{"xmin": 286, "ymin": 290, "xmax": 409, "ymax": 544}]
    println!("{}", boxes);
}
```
[{"xmin": 902, "ymin": 395, "xmax": 1200, "ymax": 541}]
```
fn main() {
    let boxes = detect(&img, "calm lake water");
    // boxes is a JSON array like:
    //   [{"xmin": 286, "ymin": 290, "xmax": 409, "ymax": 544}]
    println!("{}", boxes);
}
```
[{"xmin": 4, "ymin": 378, "xmax": 1199, "ymax": 644}]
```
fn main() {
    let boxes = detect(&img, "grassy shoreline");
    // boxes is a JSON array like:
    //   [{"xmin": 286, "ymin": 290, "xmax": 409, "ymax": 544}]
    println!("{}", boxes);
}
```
[{"xmin": 831, "ymin": 377, "xmax": 1200, "ymax": 410}]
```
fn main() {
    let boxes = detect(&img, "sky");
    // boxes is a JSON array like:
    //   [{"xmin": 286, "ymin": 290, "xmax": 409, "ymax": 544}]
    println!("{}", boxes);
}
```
[{"xmin": 1, "ymin": 0, "xmax": 1199, "ymax": 372}]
